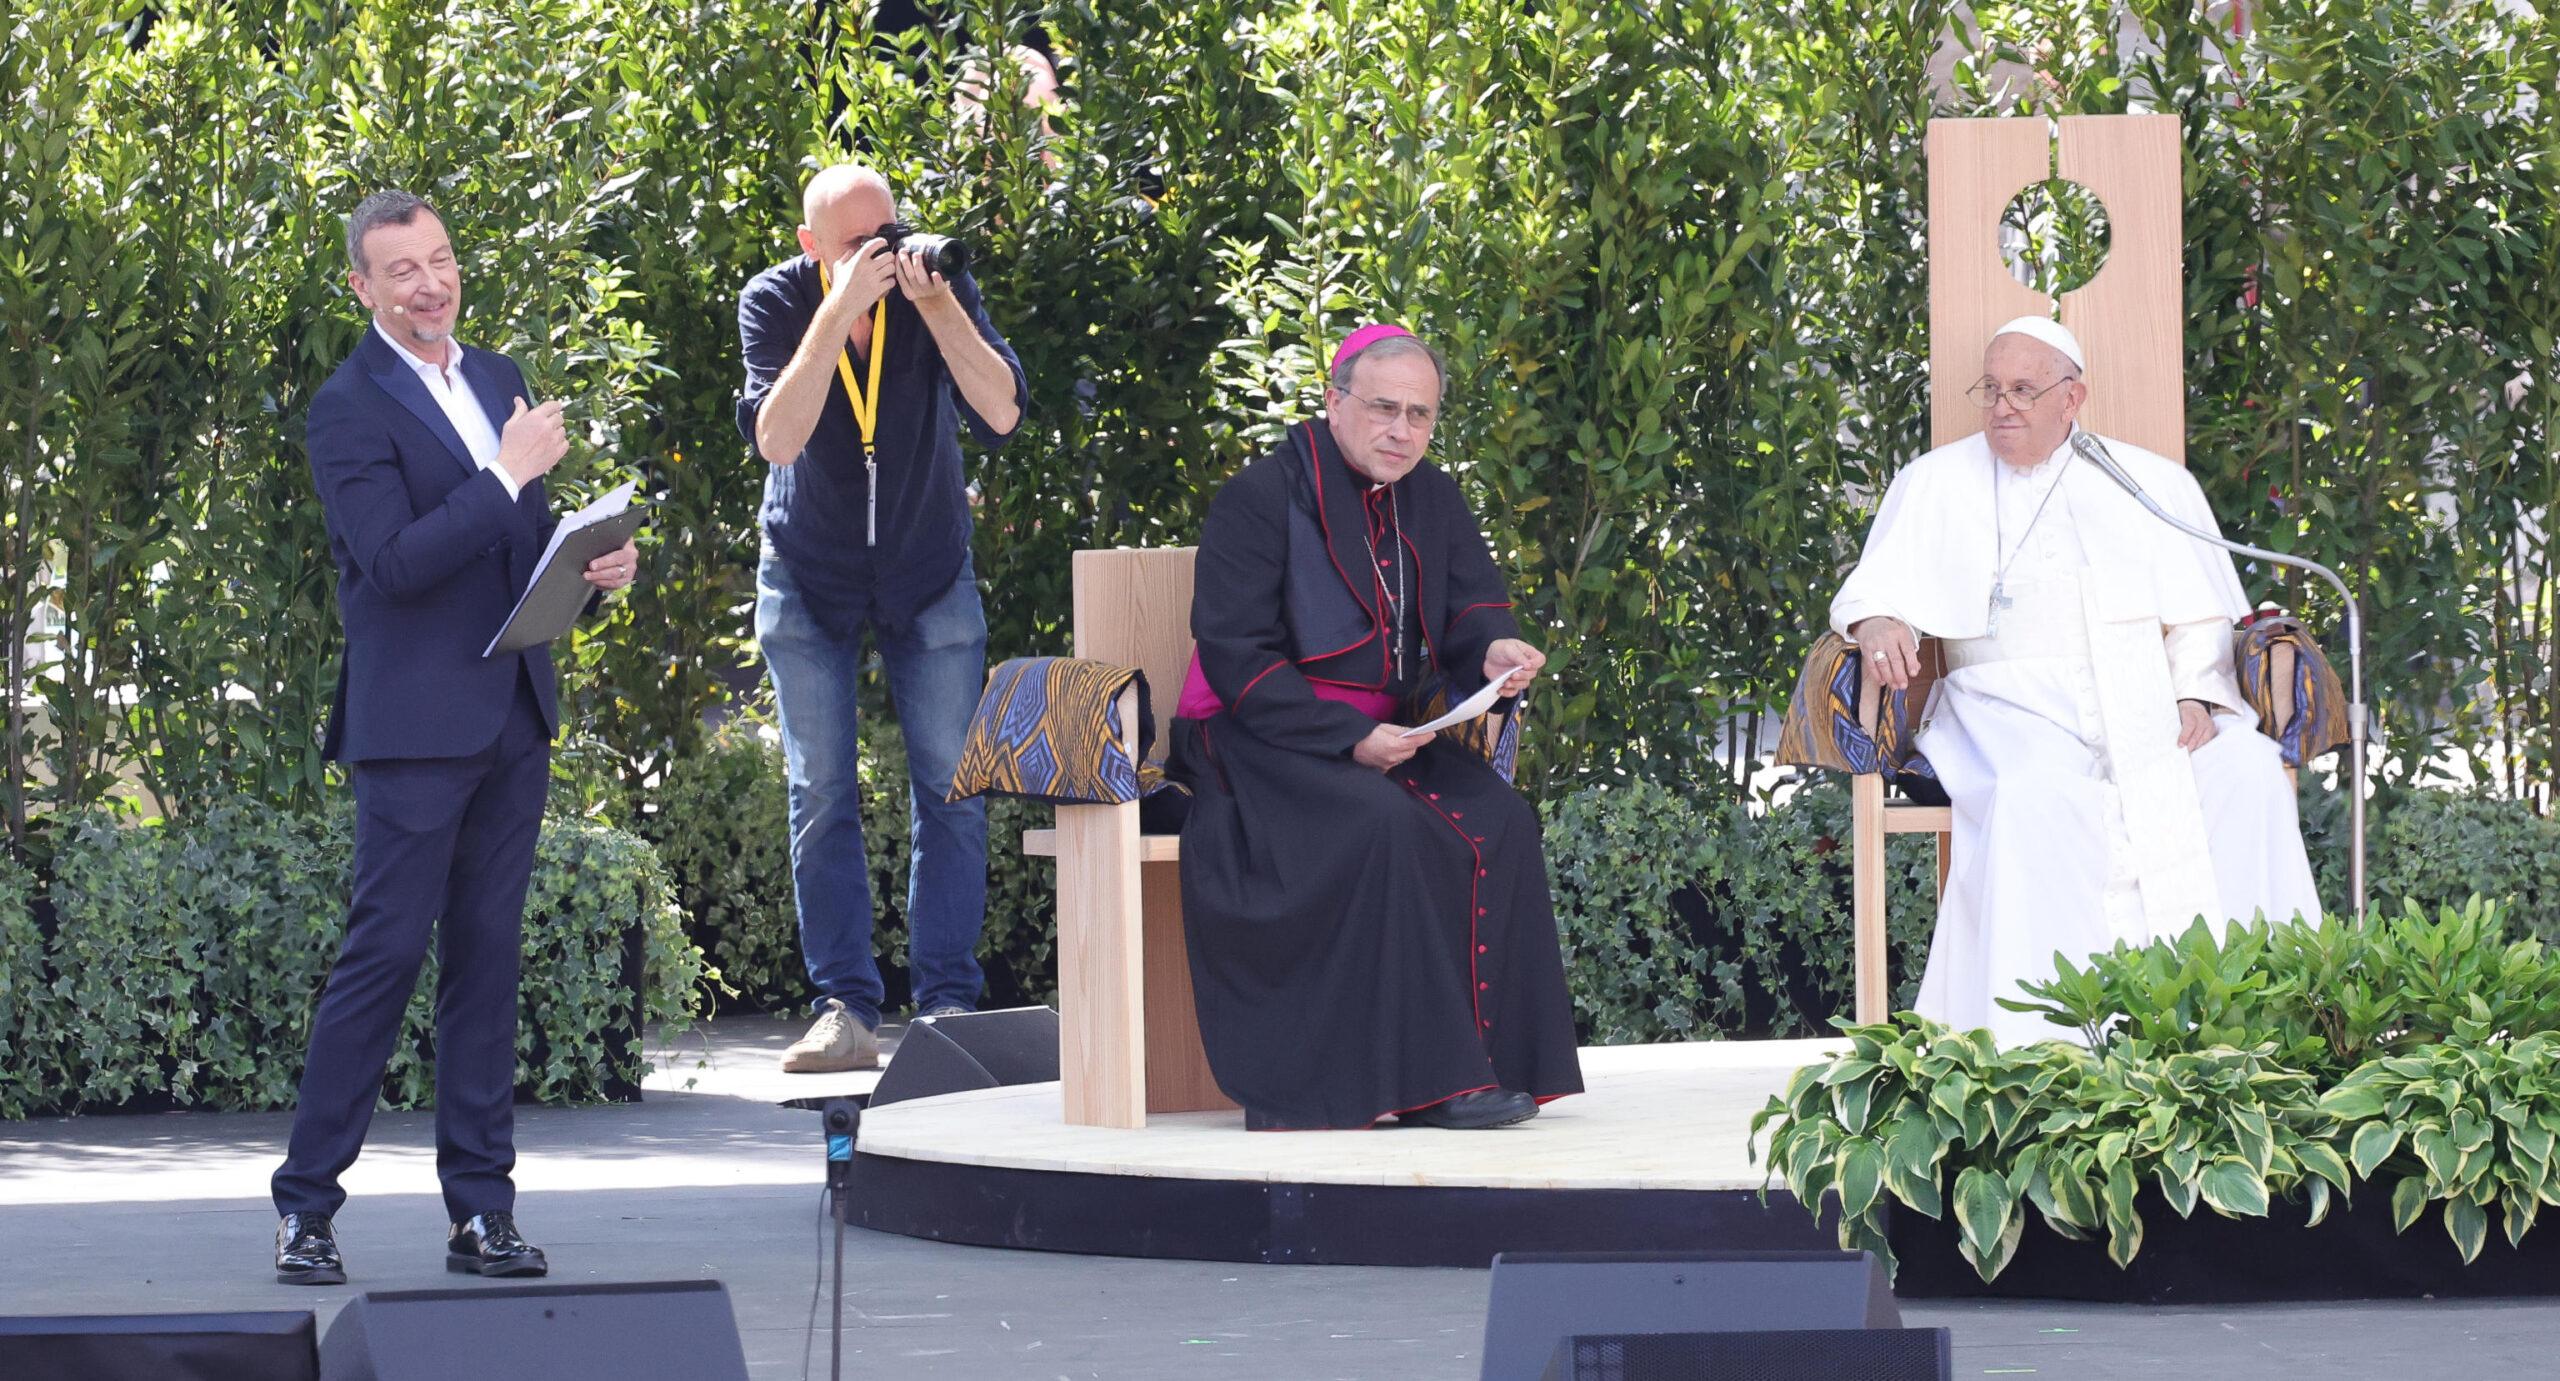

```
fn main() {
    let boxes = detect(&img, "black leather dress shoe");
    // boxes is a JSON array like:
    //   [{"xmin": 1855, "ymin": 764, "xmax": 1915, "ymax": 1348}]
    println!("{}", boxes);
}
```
[
  {"xmin": 447, "ymin": 1212, "xmax": 549, "ymax": 1278},
  {"xmin": 276, "ymin": 1213, "xmax": 346, "ymax": 1286},
  {"xmin": 1399, "ymin": 1089, "xmax": 1540, "ymax": 1129}
]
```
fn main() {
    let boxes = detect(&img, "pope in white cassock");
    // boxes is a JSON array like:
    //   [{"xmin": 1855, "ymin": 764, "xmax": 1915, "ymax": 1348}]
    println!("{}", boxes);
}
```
[{"xmin": 1830, "ymin": 317, "xmax": 2323, "ymax": 1046}]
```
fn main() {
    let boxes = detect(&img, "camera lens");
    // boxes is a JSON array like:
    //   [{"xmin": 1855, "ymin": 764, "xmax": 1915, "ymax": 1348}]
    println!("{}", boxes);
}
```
[{"xmin": 901, "ymin": 232, "xmax": 969, "ymax": 277}]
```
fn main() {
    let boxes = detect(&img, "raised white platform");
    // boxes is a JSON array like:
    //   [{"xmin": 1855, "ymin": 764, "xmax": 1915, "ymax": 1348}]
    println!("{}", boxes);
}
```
[
  {"xmin": 862, "ymin": 1038, "xmax": 1839, "ymax": 1190},
  {"xmin": 845, "ymin": 1038, "xmax": 1847, "ymax": 1265}
]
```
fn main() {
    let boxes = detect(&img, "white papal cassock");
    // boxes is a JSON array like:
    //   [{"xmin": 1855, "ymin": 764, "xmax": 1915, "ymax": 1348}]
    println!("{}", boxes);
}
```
[{"xmin": 1830, "ymin": 427, "xmax": 2322, "ymax": 1046}]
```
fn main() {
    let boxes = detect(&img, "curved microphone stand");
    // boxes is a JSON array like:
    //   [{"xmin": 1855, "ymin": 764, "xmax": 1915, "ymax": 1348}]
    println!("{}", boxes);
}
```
[{"xmin": 2071, "ymin": 430, "xmax": 2367, "ymax": 922}]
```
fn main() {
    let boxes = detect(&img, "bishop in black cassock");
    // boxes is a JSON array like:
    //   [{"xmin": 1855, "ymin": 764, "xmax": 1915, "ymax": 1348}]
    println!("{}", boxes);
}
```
[{"xmin": 1166, "ymin": 325, "xmax": 1584, "ymax": 1131}]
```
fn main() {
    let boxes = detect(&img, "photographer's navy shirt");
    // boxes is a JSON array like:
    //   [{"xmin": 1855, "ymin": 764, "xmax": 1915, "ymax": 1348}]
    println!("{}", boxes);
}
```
[{"xmin": 736, "ymin": 256, "xmax": 1026, "ymax": 631}]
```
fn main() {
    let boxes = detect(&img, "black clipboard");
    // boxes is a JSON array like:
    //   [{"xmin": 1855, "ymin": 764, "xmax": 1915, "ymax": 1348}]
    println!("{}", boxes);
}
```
[{"xmin": 484, "ymin": 504, "xmax": 647, "ymax": 655}]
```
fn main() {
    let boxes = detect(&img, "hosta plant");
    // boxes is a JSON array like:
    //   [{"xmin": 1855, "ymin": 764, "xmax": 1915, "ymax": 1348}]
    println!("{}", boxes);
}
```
[
  {"xmin": 1753, "ymin": 1018, "xmax": 2348, "ymax": 1280},
  {"xmin": 2319, "ymin": 1030, "xmax": 2560, "ymax": 1264}
]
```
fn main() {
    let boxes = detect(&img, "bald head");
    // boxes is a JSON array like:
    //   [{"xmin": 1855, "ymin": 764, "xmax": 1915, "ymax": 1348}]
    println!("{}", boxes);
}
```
[{"xmin": 797, "ymin": 166, "xmax": 898, "ymax": 266}]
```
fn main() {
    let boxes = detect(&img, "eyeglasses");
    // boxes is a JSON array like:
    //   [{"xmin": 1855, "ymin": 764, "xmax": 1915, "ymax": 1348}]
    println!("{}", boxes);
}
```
[
  {"xmin": 1967, "ymin": 375, "xmax": 2081, "ymax": 412},
  {"xmin": 1338, "ymin": 388, "xmax": 1441, "ymax": 431}
]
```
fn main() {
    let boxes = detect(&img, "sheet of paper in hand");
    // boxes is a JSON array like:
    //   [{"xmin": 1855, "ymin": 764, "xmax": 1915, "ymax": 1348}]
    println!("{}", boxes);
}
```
[{"xmin": 1399, "ymin": 667, "xmax": 1521, "ymax": 739}]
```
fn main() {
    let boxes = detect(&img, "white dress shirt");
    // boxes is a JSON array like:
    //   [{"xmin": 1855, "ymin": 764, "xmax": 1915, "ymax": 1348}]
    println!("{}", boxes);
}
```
[{"xmin": 374, "ymin": 322, "xmax": 519, "ymax": 499}]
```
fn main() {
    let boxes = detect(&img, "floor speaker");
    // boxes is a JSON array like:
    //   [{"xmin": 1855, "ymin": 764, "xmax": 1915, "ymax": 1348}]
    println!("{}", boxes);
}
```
[
  {"xmin": 1540, "ymin": 1328, "xmax": 1952, "ymax": 1381},
  {"xmin": 318, "ymin": 1280, "xmax": 747, "ymax": 1381},
  {"xmin": 869, "ymin": 1005, "xmax": 1061, "ymax": 1107},
  {"xmin": 0, "ymin": 1310, "xmax": 317, "ymax": 1381},
  {"xmin": 1481, "ymin": 1251, "xmax": 1910, "ymax": 1381}
]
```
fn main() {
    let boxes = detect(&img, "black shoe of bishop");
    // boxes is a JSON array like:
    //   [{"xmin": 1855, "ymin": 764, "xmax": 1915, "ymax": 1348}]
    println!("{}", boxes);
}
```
[
  {"xmin": 275, "ymin": 1213, "xmax": 346, "ymax": 1286},
  {"xmin": 1400, "ymin": 1089, "xmax": 1540, "ymax": 1130},
  {"xmin": 447, "ymin": 1211, "xmax": 549, "ymax": 1278}
]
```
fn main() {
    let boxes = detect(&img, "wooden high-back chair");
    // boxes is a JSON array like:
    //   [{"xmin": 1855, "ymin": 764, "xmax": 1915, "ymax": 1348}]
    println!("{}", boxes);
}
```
[
  {"xmin": 1846, "ymin": 115, "xmax": 2187, "ymax": 1023},
  {"xmin": 1019, "ymin": 548, "xmax": 1234, "ymax": 1128}
]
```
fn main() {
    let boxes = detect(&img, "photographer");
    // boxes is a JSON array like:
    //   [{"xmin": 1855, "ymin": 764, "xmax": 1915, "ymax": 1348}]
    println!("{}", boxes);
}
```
[{"xmin": 737, "ymin": 164, "xmax": 1027, "ymax": 1073}]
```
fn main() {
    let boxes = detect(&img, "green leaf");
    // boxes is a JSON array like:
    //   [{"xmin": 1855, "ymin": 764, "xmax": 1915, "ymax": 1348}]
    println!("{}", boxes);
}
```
[
  {"xmin": 1954, "ymin": 1165, "xmax": 2012, "ymax": 1264},
  {"xmin": 2391, "ymin": 1178, "xmax": 2430, "ymax": 1235},
  {"xmin": 2351, "ymin": 1123, "xmax": 2406, "ymax": 1179},
  {"xmin": 2319, "ymin": 1083, "xmax": 2391, "ymax": 1121},
  {"xmin": 2198, "ymin": 1158, "xmax": 2271, "ymax": 1219},
  {"xmin": 1837, "ymin": 1137, "xmax": 1885, "ymax": 1220},
  {"xmin": 2297, "ymin": 1142, "xmax": 2355, "ymax": 1196},
  {"xmin": 2445, "ymin": 1198, "xmax": 2489, "ymax": 1263}
]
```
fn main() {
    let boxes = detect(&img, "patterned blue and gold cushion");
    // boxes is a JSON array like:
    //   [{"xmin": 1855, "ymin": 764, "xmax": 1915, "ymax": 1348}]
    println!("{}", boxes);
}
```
[
  {"xmin": 947, "ymin": 657, "xmax": 1155, "ymax": 805},
  {"xmin": 1775, "ymin": 630, "xmax": 1934, "ymax": 777},
  {"xmin": 2235, "ymin": 613, "xmax": 2350, "ymax": 768}
]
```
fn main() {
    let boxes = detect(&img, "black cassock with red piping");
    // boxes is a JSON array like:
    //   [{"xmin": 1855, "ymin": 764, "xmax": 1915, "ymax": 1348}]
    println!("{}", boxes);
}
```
[{"xmin": 1166, "ymin": 419, "xmax": 1584, "ymax": 1130}]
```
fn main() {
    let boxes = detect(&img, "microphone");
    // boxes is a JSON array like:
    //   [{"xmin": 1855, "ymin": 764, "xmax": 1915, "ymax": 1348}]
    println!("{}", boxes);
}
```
[
  {"xmin": 2070, "ymin": 427, "xmax": 2371, "ymax": 921},
  {"xmin": 2069, "ymin": 429, "xmax": 2148, "ymax": 505}
]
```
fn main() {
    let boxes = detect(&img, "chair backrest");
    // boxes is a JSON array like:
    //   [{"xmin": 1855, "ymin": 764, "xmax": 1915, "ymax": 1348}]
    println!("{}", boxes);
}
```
[
  {"xmin": 1071, "ymin": 548, "xmax": 1197, "ymax": 766},
  {"xmin": 1925, "ymin": 114, "xmax": 2185, "ymax": 461}
]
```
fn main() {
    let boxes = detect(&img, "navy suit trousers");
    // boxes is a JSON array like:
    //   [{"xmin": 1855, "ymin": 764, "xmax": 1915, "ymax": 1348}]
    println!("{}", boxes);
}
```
[{"xmin": 273, "ymin": 671, "xmax": 551, "ymax": 1223}]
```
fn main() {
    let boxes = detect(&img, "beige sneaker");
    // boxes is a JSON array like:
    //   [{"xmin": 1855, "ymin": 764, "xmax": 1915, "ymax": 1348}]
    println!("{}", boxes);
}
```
[{"xmin": 781, "ymin": 999, "xmax": 879, "ymax": 1073}]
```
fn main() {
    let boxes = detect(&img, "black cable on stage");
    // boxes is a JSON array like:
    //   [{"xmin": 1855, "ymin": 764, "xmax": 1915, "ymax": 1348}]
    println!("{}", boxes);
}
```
[{"xmin": 801, "ymin": 1181, "xmax": 828, "ymax": 1381}]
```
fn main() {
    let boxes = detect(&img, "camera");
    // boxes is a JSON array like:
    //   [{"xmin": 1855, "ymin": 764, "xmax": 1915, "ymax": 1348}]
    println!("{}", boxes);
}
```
[{"xmin": 876, "ymin": 221, "xmax": 970, "ymax": 277}]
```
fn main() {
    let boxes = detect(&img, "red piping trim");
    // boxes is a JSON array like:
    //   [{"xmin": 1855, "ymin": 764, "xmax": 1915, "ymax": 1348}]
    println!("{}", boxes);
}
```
[
  {"xmin": 1234, "ymin": 659, "xmax": 1288, "ymax": 705},
  {"xmin": 1399, "ymin": 774, "xmax": 1487, "ymax": 1031},
  {"xmin": 1302, "ymin": 422, "xmax": 1384, "ymax": 667},
  {"xmin": 1452, "ymin": 601, "xmax": 1513, "ymax": 627}
]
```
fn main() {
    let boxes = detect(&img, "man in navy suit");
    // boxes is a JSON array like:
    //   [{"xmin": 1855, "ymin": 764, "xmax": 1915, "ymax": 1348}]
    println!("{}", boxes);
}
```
[{"xmin": 271, "ymin": 190, "xmax": 639, "ymax": 1286}]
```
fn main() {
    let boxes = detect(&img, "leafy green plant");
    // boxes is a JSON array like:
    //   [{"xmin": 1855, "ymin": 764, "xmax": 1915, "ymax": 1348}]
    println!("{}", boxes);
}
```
[
  {"xmin": 28, "ymin": 802, "xmax": 708, "ymax": 1115},
  {"xmin": 640, "ymin": 709, "xmax": 1058, "ymax": 1017},
  {"xmin": 0, "ymin": 850, "xmax": 55, "ymax": 1119},
  {"xmin": 2319, "ymin": 788, "xmax": 2560, "ymax": 943},
  {"xmin": 1755, "ymin": 1017, "xmax": 2348, "ymax": 1279},
  {"xmin": 2006, "ymin": 900, "xmax": 2560, "ymax": 1077},
  {"xmin": 1547, "ymin": 778, "xmax": 1935, "ymax": 1043},
  {"xmin": 2320, "ymin": 1032, "xmax": 2560, "ymax": 1263},
  {"xmin": 1759, "ymin": 901, "xmax": 2560, "ymax": 1282},
  {"xmin": 638, "ymin": 716, "xmax": 800, "ymax": 1014}
]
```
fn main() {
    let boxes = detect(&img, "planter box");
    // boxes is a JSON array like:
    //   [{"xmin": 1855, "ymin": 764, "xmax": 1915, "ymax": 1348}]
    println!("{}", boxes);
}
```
[{"xmin": 1889, "ymin": 1185, "xmax": 2560, "ymax": 1303}]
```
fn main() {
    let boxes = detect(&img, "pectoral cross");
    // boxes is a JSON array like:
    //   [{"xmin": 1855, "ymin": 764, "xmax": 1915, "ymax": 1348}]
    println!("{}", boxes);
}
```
[{"xmin": 1988, "ymin": 578, "xmax": 2014, "ymax": 636}]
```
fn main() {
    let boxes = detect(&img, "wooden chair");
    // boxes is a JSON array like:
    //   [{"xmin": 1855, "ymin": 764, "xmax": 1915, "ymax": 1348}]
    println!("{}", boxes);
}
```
[
  {"xmin": 1018, "ymin": 547, "xmax": 1230, "ymax": 1130},
  {"xmin": 1018, "ymin": 545, "xmax": 1522, "ymax": 1128}
]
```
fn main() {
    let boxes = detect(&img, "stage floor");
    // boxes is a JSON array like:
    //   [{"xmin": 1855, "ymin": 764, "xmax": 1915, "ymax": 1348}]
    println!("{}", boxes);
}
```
[{"xmin": 846, "ymin": 1038, "xmax": 1846, "ymax": 1266}]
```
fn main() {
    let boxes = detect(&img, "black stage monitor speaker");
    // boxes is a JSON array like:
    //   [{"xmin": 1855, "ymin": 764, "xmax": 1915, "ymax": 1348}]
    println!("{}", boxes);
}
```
[
  {"xmin": 319, "ymin": 1280, "xmax": 747, "ymax": 1381},
  {"xmin": 1481, "ymin": 1251, "xmax": 1908, "ymax": 1381},
  {"xmin": 0, "ymin": 1309, "xmax": 318, "ymax": 1381},
  {"xmin": 1540, "ymin": 1328, "xmax": 1952, "ymax": 1381},
  {"xmin": 869, "ymin": 1005, "xmax": 1061, "ymax": 1107}
]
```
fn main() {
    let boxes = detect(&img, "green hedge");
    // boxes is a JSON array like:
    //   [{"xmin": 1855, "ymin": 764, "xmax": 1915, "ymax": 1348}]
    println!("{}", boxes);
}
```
[
  {"xmin": 12, "ymin": 804, "xmax": 708, "ymax": 1117},
  {"xmin": 0, "ymin": 852, "xmax": 47, "ymax": 1120},
  {"xmin": 2302, "ymin": 779, "xmax": 2560, "ymax": 940},
  {"xmin": 640, "ymin": 714, "xmax": 1056, "ymax": 1017},
  {"xmin": 1546, "ymin": 777, "xmax": 1938, "ymax": 1044}
]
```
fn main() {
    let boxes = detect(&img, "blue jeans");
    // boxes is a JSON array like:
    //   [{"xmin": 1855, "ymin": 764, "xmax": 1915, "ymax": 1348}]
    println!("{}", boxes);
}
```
[{"xmin": 755, "ymin": 549, "xmax": 988, "ymax": 1028}]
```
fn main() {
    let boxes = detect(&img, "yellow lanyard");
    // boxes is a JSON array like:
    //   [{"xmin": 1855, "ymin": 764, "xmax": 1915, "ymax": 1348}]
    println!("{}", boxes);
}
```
[
  {"xmin": 814, "ymin": 262, "xmax": 890, "ymax": 544},
  {"xmin": 814, "ymin": 262, "xmax": 889, "ymax": 451}
]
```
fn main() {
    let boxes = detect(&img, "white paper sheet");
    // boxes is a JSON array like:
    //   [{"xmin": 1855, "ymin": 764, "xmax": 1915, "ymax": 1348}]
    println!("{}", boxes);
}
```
[{"xmin": 1399, "ymin": 666, "xmax": 1521, "ymax": 739}]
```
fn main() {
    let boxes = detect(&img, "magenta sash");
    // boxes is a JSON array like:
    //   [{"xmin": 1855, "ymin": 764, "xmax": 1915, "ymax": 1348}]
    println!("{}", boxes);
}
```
[{"xmin": 1177, "ymin": 651, "xmax": 1396, "ymax": 723}]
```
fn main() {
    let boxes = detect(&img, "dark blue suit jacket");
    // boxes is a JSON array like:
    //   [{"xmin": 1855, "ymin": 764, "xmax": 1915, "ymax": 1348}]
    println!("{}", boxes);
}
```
[{"xmin": 308, "ymin": 328, "xmax": 561, "ymax": 762}]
